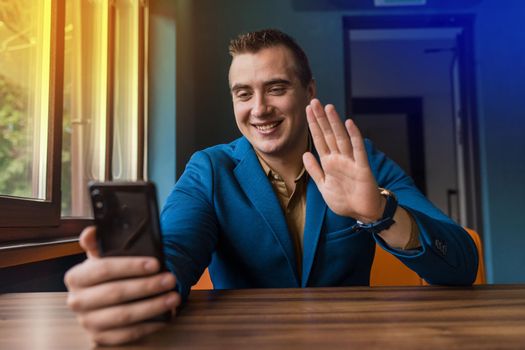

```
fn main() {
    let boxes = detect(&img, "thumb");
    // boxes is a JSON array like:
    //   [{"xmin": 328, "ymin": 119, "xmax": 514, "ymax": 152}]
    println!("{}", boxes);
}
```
[
  {"xmin": 79, "ymin": 226, "xmax": 100, "ymax": 259},
  {"xmin": 303, "ymin": 152, "xmax": 324, "ymax": 187}
]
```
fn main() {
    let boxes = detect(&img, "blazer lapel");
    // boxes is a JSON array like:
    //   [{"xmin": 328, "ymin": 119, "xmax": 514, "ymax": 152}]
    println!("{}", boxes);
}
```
[
  {"xmin": 301, "ymin": 153, "xmax": 327, "ymax": 287},
  {"xmin": 233, "ymin": 138, "xmax": 300, "ymax": 285}
]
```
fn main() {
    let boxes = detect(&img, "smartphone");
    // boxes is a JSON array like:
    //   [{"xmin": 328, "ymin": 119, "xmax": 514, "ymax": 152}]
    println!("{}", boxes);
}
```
[{"xmin": 88, "ymin": 181, "xmax": 171, "ymax": 322}]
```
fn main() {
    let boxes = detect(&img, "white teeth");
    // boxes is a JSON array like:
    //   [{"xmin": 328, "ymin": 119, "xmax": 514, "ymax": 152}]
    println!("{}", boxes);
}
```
[{"xmin": 255, "ymin": 122, "xmax": 279, "ymax": 131}]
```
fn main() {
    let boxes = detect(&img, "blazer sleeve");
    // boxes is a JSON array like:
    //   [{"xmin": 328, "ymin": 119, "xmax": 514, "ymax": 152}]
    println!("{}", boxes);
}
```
[
  {"xmin": 160, "ymin": 151, "xmax": 219, "ymax": 300},
  {"xmin": 365, "ymin": 140, "xmax": 479, "ymax": 285}
]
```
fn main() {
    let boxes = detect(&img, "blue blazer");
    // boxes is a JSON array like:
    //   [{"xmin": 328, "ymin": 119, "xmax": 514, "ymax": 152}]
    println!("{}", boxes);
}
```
[{"xmin": 161, "ymin": 137, "xmax": 478, "ymax": 299}]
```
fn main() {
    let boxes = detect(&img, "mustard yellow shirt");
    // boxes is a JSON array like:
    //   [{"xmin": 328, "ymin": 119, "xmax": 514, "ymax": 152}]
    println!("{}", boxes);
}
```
[{"xmin": 256, "ymin": 155, "xmax": 308, "ymax": 276}]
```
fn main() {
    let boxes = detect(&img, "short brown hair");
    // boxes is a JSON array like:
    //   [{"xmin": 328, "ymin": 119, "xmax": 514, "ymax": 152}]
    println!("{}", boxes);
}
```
[{"xmin": 228, "ymin": 29, "xmax": 313, "ymax": 87}]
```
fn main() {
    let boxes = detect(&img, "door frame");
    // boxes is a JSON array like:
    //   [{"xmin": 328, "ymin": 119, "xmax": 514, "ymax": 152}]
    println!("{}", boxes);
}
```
[
  {"xmin": 353, "ymin": 97, "xmax": 426, "ymax": 195},
  {"xmin": 343, "ymin": 14, "xmax": 483, "ymax": 233}
]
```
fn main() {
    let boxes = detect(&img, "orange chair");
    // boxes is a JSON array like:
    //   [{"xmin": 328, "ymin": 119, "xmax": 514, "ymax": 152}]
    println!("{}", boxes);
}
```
[
  {"xmin": 370, "ymin": 227, "xmax": 486, "ymax": 286},
  {"xmin": 193, "ymin": 268, "xmax": 213, "ymax": 290},
  {"xmin": 193, "ymin": 228, "xmax": 486, "ymax": 290}
]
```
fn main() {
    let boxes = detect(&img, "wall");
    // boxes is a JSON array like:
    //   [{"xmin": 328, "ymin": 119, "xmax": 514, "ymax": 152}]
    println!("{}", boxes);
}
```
[
  {"xmin": 148, "ymin": 0, "xmax": 177, "ymax": 205},
  {"xmin": 150, "ymin": 0, "xmax": 525, "ymax": 283},
  {"xmin": 0, "ymin": 254, "xmax": 85, "ymax": 293},
  {"xmin": 350, "ymin": 38, "xmax": 457, "ymax": 216},
  {"xmin": 473, "ymin": 0, "xmax": 525, "ymax": 282}
]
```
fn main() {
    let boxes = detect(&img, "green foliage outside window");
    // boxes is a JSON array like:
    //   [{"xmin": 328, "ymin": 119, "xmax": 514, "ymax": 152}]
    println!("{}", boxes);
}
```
[
  {"xmin": 0, "ymin": 73, "xmax": 31, "ymax": 197},
  {"xmin": 0, "ymin": 73, "xmax": 71, "ymax": 209}
]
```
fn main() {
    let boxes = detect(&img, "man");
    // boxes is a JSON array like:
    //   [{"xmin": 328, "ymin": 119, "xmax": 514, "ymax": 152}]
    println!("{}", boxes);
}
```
[{"xmin": 65, "ymin": 29, "xmax": 478, "ymax": 345}]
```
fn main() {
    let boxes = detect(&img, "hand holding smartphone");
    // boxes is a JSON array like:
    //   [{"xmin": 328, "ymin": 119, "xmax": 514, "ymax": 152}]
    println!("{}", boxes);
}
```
[{"xmin": 88, "ymin": 181, "xmax": 171, "ymax": 322}]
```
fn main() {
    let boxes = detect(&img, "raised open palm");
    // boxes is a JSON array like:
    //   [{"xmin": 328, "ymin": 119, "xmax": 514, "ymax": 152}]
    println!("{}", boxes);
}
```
[{"xmin": 302, "ymin": 99, "xmax": 385, "ymax": 223}]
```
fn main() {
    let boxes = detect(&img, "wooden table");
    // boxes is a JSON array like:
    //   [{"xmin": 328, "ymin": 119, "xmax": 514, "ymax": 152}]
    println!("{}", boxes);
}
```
[{"xmin": 1, "ymin": 285, "xmax": 525, "ymax": 349}]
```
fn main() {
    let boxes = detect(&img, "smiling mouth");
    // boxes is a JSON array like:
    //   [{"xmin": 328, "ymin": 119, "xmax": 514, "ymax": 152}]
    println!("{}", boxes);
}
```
[{"xmin": 253, "ymin": 121, "xmax": 282, "ymax": 132}]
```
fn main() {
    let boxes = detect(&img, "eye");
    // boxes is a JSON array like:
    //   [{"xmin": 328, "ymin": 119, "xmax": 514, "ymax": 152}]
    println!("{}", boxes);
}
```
[
  {"xmin": 235, "ymin": 90, "xmax": 252, "ymax": 101},
  {"xmin": 268, "ymin": 86, "xmax": 286, "ymax": 95}
]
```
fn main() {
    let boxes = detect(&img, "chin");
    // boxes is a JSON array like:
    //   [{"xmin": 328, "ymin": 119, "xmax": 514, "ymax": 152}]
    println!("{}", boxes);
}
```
[
  {"xmin": 252, "ymin": 141, "xmax": 284, "ymax": 156},
  {"xmin": 255, "ymin": 145, "xmax": 281, "ymax": 156}
]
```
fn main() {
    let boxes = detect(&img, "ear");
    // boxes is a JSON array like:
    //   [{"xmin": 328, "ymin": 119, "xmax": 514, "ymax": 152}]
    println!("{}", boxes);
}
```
[{"xmin": 307, "ymin": 79, "xmax": 317, "ymax": 100}]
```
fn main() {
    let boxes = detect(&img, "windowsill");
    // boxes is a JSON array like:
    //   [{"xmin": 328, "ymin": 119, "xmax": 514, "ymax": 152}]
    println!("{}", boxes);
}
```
[
  {"xmin": 0, "ymin": 218, "xmax": 90, "ymax": 268},
  {"xmin": 0, "ymin": 237, "xmax": 84, "ymax": 268}
]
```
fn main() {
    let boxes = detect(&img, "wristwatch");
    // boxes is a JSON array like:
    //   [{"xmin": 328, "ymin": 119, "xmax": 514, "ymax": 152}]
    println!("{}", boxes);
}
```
[{"xmin": 356, "ymin": 188, "xmax": 398, "ymax": 234}]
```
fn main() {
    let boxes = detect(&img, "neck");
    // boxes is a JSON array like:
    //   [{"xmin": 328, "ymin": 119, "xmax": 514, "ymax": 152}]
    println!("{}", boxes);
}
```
[{"xmin": 258, "ymin": 132, "xmax": 309, "ymax": 184}]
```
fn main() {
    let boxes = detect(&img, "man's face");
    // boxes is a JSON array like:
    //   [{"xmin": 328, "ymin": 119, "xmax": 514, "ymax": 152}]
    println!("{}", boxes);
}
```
[{"xmin": 229, "ymin": 45, "xmax": 315, "ymax": 161}]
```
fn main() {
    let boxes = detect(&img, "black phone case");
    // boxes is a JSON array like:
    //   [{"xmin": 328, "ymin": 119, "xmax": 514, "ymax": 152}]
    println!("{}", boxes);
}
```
[{"xmin": 88, "ymin": 181, "xmax": 171, "ymax": 322}]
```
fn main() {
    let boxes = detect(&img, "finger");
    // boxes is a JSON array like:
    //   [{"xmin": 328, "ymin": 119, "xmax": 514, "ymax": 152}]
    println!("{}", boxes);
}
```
[
  {"xmin": 306, "ymin": 105, "xmax": 329, "ymax": 156},
  {"xmin": 325, "ymin": 104, "xmax": 354, "ymax": 157},
  {"xmin": 79, "ymin": 226, "xmax": 99, "ymax": 259},
  {"xmin": 345, "ymin": 119, "xmax": 368, "ymax": 166},
  {"xmin": 306, "ymin": 104, "xmax": 330, "ymax": 155},
  {"xmin": 78, "ymin": 291, "xmax": 180, "ymax": 331},
  {"xmin": 67, "ymin": 272, "xmax": 177, "ymax": 312},
  {"xmin": 90, "ymin": 321, "xmax": 166, "ymax": 346},
  {"xmin": 310, "ymin": 99, "xmax": 340, "ymax": 153},
  {"xmin": 64, "ymin": 256, "xmax": 160, "ymax": 290},
  {"xmin": 303, "ymin": 152, "xmax": 324, "ymax": 186}
]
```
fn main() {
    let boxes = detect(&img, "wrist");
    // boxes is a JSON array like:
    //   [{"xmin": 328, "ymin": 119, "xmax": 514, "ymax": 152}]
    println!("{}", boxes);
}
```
[
  {"xmin": 377, "ymin": 207, "xmax": 415, "ymax": 250},
  {"xmin": 356, "ymin": 188, "xmax": 397, "ymax": 234},
  {"xmin": 356, "ymin": 189, "xmax": 387, "ymax": 224}
]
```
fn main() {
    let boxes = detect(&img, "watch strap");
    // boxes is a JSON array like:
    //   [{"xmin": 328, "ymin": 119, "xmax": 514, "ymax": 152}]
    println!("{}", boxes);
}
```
[{"xmin": 356, "ymin": 188, "xmax": 398, "ymax": 234}]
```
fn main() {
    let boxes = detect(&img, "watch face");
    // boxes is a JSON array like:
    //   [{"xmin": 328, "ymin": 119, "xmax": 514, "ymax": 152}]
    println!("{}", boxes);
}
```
[{"xmin": 379, "ymin": 187, "xmax": 396, "ymax": 200}]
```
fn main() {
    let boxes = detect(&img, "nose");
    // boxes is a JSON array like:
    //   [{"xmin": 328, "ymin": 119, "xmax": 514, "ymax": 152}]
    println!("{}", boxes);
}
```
[{"xmin": 251, "ymin": 93, "xmax": 272, "ymax": 118}]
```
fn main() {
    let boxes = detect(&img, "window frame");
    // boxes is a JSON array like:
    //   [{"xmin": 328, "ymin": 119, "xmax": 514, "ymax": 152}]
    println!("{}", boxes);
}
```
[{"xmin": 0, "ymin": 0, "xmax": 65, "ymax": 232}]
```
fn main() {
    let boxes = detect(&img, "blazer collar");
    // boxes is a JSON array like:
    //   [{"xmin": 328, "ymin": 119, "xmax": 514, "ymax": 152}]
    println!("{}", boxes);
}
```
[
  {"xmin": 301, "ymin": 148, "xmax": 327, "ymax": 286},
  {"xmin": 233, "ymin": 137, "xmax": 300, "ymax": 286},
  {"xmin": 232, "ymin": 136, "xmax": 252, "ymax": 161}
]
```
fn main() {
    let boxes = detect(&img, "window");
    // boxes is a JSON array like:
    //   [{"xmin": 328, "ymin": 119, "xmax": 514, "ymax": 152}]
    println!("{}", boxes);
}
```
[
  {"xmin": 0, "ymin": 1, "xmax": 52, "ymax": 201},
  {"xmin": 0, "ymin": 0, "xmax": 148, "ymax": 243},
  {"xmin": 0, "ymin": 0, "xmax": 63, "ymax": 231}
]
